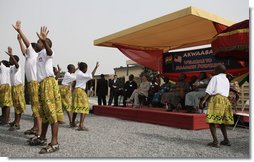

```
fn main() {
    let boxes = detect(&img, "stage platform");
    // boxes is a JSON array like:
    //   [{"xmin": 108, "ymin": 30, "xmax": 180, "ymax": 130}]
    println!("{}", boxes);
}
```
[{"xmin": 93, "ymin": 106, "xmax": 209, "ymax": 130}]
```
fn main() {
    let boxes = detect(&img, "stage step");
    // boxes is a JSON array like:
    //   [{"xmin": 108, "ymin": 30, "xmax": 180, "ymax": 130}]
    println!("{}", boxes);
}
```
[{"xmin": 93, "ymin": 106, "xmax": 209, "ymax": 130}]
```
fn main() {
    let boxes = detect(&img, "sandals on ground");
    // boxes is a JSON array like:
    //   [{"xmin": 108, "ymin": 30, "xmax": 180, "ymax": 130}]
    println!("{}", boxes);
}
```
[
  {"xmin": 220, "ymin": 140, "xmax": 231, "ymax": 146},
  {"xmin": 70, "ymin": 121, "xmax": 79, "ymax": 128},
  {"xmin": 27, "ymin": 136, "xmax": 37, "ymax": 142},
  {"xmin": 8, "ymin": 124, "xmax": 20, "ymax": 131},
  {"xmin": 24, "ymin": 128, "xmax": 37, "ymax": 135},
  {"xmin": 28, "ymin": 136, "xmax": 47, "ymax": 146},
  {"xmin": 76, "ymin": 127, "xmax": 89, "ymax": 131},
  {"xmin": 39, "ymin": 143, "xmax": 59, "ymax": 154},
  {"xmin": 0, "ymin": 122, "xmax": 8, "ymax": 126},
  {"xmin": 70, "ymin": 123, "xmax": 77, "ymax": 128},
  {"xmin": 9, "ymin": 121, "xmax": 15, "ymax": 127},
  {"xmin": 207, "ymin": 142, "xmax": 220, "ymax": 148}
]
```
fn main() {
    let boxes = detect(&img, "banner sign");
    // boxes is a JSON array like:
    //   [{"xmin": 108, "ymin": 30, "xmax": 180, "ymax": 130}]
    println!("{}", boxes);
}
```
[{"xmin": 163, "ymin": 47, "xmax": 244, "ymax": 73}]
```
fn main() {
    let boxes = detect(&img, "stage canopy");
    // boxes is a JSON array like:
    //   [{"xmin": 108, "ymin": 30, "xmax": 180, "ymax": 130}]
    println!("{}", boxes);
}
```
[
  {"xmin": 212, "ymin": 19, "xmax": 249, "ymax": 61},
  {"xmin": 94, "ymin": 6, "xmax": 234, "ymax": 52},
  {"xmin": 94, "ymin": 6, "xmax": 249, "ymax": 81}
]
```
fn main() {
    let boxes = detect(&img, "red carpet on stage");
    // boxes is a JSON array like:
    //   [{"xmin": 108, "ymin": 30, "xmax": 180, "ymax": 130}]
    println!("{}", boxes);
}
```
[{"xmin": 93, "ymin": 106, "xmax": 209, "ymax": 130}]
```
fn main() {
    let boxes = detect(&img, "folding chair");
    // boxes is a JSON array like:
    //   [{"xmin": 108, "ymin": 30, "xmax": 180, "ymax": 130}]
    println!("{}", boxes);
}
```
[{"xmin": 232, "ymin": 99, "xmax": 249, "ymax": 130}]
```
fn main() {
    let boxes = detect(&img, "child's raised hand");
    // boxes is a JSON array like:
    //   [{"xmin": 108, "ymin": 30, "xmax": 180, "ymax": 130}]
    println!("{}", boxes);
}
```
[
  {"xmin": 96, "ymin": 62, "xmax": 99, "ymax": 68},
  {"xmin": 5, "ymin": 47, "xmax": 13, "ymax": 56},
  {"xmin": 57, "ymin": 64, "xmax": 61, "ymax": 72},
  {"xmin": 8, "ymin": 47, "xmax": 12, "ymax": 54},
  {"xmin": 17, "ymin": 34, "xmax": 22, "ymax": 41},
  {"xmin": 36, "ymin": 26, "xmax": 49, "ymax": 41},
  {"xmin": 12, "ymin": 20, "xmax": 21, "ymax": 32}
]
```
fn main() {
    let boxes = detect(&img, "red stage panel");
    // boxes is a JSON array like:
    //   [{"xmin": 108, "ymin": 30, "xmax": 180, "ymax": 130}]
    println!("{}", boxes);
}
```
[{"xmin": 93, "ymin": 106, "xmax": 209, "ymax": 130}]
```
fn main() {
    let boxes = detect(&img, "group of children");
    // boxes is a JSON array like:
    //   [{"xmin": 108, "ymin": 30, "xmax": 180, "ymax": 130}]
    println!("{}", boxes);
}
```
[
  {"xmin": 0, "ymin": 20, "xmax": 236, "ymax": 153},
  {"xmin": 0, "ymin": 20, "xmax": 99, "ymax": 154},
  {"xmin": 59, "ymin": 61, "xmax": 99, "ymax": 131},
  {"xmin": 0, "ymin": 46, "xmax": 26, "ymax": 132}
]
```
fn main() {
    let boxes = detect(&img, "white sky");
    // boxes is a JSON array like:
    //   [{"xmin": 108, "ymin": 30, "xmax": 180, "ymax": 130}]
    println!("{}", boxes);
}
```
[{"xmin": 0, "ymin": 0, "xmax": 250, "ymax": 76}]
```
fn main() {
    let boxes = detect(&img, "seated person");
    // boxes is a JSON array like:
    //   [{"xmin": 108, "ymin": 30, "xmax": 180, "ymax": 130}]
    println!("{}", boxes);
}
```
[
  {"xmin": 185, "ymin": 72, "xmax": 210, "ymax": 113},
  {"xmin": 188, "ymin": 75, "xmax": 198, "ymax": 91},
  {"xmin": 122, "ymin": 74, "xmax": 137, "ymax": 107},
  {"xmin": 151, "ymin": 77, "xmax": 172, "ymax": 107},
  {"xmin": 126, "ymin": 74, "xmax": 150, "ymax": 108},
  {"xmin": 147, "ymin": 76, "xmax": 161, "ymax": 106},
  {"xmin": 161, "ymin": 73, "xmax": 190, "ymax": 111}
]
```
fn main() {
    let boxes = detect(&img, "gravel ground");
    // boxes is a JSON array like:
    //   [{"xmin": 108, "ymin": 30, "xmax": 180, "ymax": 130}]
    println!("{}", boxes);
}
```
[{"xmin": 0, "ymin": 103, "xmax": 250, "ymax": 159}]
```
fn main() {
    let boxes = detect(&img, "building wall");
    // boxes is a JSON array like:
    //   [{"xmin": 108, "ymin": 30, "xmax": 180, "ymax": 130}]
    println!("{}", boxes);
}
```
[{"xmin": 114, "ymin": 65, "xmax": 144, "ymax": 86}]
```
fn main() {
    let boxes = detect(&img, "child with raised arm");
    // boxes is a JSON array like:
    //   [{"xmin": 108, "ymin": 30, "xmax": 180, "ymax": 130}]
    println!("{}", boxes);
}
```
[
  {"xmin": 6, "ymin": 47, "xmax": 26, "ymax": 131},
  {"xmin": 13, "ymin": 20, "xmax": 42, "ymax": 138},
  {"xmin": 35, "ymin": 26, "xmax": 64, "ymax": 154},
  {"xmin": 53, "ymin": 64, "xmax": 62, "ymax": 82},
  {"xmin": 71, "ymin": 62, "xmax": 99, "ymax": 131},
  {"xmin": 59, "ymin": 64, "xmax": 76, "ymax": 126},
  {"xmin": 0, "ymin": 59, "xmax": 12, "ymax": 125}
]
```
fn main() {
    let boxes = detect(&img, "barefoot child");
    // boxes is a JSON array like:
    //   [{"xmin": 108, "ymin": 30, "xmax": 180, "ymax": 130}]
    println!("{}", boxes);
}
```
[
  {"xmin": 60, "ymin": 64, "xmax": 76, "ymax": 126},
  {"xmin": 13, "ymin": 20, "xmax": 42, "ymax": 137},
  {"xmin": 71, "ymin": 62, "xmax": 99, "ymax": 131},
  {"xmin": 0, "ymin": 60, "xmax": 12, "ymax": 125},
  {"xmin": 36, "ymin": 26, "xmax": 64, "ymax": 154},
  {"xmin": 6, "ymin": 47, "xmax": 26, "ymax": 131}
]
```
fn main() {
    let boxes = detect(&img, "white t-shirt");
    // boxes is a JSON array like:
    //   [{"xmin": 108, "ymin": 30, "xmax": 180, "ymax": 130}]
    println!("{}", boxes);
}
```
[
  {"xmin": 25, "ymin": 44, "xmax": 38, "ymax": 82},
  {"xmin": 10, "ymin": 65, "xmax": 23, "ymax": 86},
  {"xmin": 205, "ymin": 73, "xmax": 230, "ymax": 97},
  {"xmin": 37, "ymin": 49, "xmax": 55, "ymax": 82},
  {"xmin": 62, "ymin": 72, "xmax": 76, "ymax": 86},
  {"xmin": 0, "ymin": 63, "xmax": 11, "ymax": 85},
  {"xmin": 75, "ymin": 70, "xmax": 92, "ymax": 90}
]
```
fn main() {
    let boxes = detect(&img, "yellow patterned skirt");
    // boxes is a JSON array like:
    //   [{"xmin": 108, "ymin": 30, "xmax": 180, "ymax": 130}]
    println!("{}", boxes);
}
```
[
  {"xmin": 60, "ymin": 85, "xmax": 72, "ymax": 112},
  {"xmin": 72, "ymin": 88, "xmax": 89, "ymax": 114},
  {"xmin": 12, "ymin": 84, "xmax": 26, "ymax": 114},
  {"xmin": 27, "ymin": 81, "xmax": 40, "ymax": 117},
  {"xmin": 38, "ymin": 77, "xmax": 64, "ymax": 124},
  {"xmin": 206, "ymin": 95, "xmax": 234, "ymax": 125},
  {"xmin": 0, "ymin": 84, "xmax": 13, "ymax": 107}
]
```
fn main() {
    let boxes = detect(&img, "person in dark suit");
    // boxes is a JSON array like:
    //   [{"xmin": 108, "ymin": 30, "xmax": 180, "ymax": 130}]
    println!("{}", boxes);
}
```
[
  {"xmin": 122, "ymin": 74, "xmax": 137, "ymax": 107},
  {"xmin": 108, "ymin": 75, "xmax": 121, "ymax": 106},
  {"xmin": 96, "ymin": 74, "xmax": 108, "ymax": 105}
]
